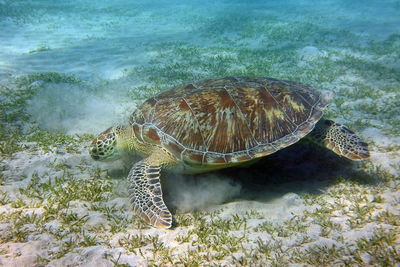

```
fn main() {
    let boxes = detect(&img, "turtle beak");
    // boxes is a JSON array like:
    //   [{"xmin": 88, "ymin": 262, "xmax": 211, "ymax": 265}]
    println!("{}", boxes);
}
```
[
  {"xmin": 89, "ymin": 144, "xmax": 100, "ymax": 160},
  {"xmin": 90, "ymin": 147, "xmax": 100, "ymax": 160}
]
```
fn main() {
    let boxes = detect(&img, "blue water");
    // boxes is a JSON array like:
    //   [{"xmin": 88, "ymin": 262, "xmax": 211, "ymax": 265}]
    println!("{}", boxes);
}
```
[{"xmin": 1, "ymin": 0, "xmax": 399, "ymax": 76}]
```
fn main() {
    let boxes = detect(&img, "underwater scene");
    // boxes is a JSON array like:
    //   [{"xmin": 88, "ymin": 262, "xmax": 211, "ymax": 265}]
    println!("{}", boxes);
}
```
[{"xmin": 0, "ymin": 0, "xmax": 399, "ymax": 266}]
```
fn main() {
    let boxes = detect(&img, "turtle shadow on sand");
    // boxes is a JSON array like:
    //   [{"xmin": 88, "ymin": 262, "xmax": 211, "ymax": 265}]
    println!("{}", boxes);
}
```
[{"xmin": 162, "ymin": 142, "xmax": 375, "ymax": 211}]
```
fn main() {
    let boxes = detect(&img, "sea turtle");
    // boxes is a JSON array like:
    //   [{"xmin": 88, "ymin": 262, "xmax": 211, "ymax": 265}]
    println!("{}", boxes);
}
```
[{"xmin": 89, "ymin": 77, "xmax": 369, "ymax": 228}]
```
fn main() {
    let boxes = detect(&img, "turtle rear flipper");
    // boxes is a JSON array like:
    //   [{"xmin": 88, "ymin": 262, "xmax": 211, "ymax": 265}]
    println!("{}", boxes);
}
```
[
  {"xmin": 309, "ymin": 119, "xmax": 370, "ymax": 160},
  {"xmin": 128, "ymin": 157, "xmax": 172, "ymax": 228}
]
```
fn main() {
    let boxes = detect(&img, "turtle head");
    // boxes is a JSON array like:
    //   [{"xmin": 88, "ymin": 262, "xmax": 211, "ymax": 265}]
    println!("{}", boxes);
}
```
[{"xmin": 89, "ymin": 126, "xmax": 130, "ymax": 161}]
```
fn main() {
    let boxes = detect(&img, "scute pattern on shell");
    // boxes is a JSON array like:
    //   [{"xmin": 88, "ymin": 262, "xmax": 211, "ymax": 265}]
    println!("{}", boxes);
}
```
[{"xmin": 130, "ymin": 77, "xmax": 329, "ymax": 165}]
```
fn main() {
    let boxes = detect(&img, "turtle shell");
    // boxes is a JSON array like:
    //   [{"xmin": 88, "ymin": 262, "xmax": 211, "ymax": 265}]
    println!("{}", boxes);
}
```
[{"xmin": 130, "ymin": 77, "xmax": 330, "ymax": 166}]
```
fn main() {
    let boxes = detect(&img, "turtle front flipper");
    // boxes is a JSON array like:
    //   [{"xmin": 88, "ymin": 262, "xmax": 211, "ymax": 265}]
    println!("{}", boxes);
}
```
[
  {"xmin": 128, "ymin": 157, "xmax": 172, "ymax": 228},
  {"xmin": 308, "ymin": 119, "xmax": 370, "ymax": 160}
]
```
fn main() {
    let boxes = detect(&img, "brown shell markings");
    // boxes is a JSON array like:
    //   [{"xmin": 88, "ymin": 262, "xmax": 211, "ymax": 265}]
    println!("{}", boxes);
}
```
[{"xmin": 130, "ymin": 77, "xmax": 329, "ymax": 166}]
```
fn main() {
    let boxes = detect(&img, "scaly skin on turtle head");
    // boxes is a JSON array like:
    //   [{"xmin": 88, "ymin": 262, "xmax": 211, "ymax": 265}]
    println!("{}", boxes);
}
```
[{"xmin": 89, "ymin": 126, "xmax": 130, "ymax": 161}]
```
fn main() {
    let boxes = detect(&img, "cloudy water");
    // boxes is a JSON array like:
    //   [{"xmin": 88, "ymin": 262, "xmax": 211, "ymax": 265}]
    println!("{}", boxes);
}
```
[{"xmin": 0, "ymin": 0, "xmax": 399, "ymax": 266}]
